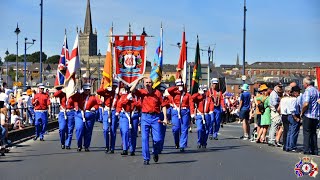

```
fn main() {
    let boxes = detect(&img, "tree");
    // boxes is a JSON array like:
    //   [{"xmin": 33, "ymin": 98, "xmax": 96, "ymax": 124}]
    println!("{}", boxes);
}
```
[
  {"xmin": 169, "ymin": 75, "xmax": 175, "ymax": 83},
  {"xmin": 0, "ymin": 57, "xmax": 2, "ymax": 65},
  {"xmin": 46, "ymin": 55, "xmax": 60, "ymax": 64},
  {"xmin": 4, "ymin": 54, "xmax": 22, "ymax": 62},
  {"xmin": 29, "ymin": 51, "xmax": 47, "ymax": 63}
]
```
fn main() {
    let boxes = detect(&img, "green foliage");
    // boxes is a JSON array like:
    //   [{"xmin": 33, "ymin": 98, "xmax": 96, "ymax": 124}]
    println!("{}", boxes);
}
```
[
  {"xmin": 28, "ymin": 51, "xmax": 47, "ymax": 63},
  {"xmin": 4, "ymin": 54, "xmax": 22, "ymax": 62},
  {"xmin": 46, "ymin": 55, "xmax": 60, "ymax": 64},
  {"xmin": 169, "ymin": 75, "xmax": 175, "ymax": 83},
  {"xmin": 8, "ymin": 67, "xmax": 23, "ymax": 80}
]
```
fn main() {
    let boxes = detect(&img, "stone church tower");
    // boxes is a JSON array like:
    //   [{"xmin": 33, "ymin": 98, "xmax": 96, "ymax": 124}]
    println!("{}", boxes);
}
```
[{"xmin": 79, "ymin": 0, "xmax": 97, "ymax": 63}]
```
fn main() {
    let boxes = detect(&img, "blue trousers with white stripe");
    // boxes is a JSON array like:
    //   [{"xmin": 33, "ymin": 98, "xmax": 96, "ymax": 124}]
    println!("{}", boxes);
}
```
[
  {"xmin": 34, "ymin": 111, "xmax": 48, "ymax": 139},
  {"xmin": 171, "ymin": 109, "xmax": 190, "ymax": 148},
  {"xmin": 102, "ymin": 109, "xmax": 118, "ymax": 150},
  {"xmin": 141, "ymin": 113, "xmax": 162, "ymax": 161},
  {"xmin": 195, "ymin": 115, "xmax": 206, "ymax": 146},
  {"xmin": 75, "ymin": 111, "xmax": 96, "ymax": 148}
]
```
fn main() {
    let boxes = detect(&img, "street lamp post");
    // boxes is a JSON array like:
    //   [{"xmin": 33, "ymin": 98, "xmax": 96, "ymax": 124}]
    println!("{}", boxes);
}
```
[
  {"xmin": 97, "ymin": 49, "xmax": 101, "ymax": 86},
  {"xmin": 208, "ymin": 46, "xmax": 211, "ymax": 87},
  {"xmin": 14, "ymin": 23, "xmax": 21, "ymax": 83},
  {"xmin": 5, "ymin": 49, "xmax": 9, "ymax": 84},
  {"xmin": 40, "ymin": 0, "xmax": 43, "ymax": 83},
  {"xmin": 242, "ymin": 0, "xmax": 247, "ymax": 84},
  {"xmin": 24, "ymin": 38, "xmax": 36, "ymax": 90}
]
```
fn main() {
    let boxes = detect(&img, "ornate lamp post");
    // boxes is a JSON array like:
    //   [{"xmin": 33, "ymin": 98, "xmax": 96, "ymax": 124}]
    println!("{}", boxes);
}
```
[
  {"xmin": 5, "ymin": 49, "xmax": 9, "ymax": 84},
  {"xmin": 14, "ymin": 23, "xmax": 21, "ymax": 83},
  {"xmin": 208, "ymin": 46, "xmax": 211, "ymax": 87}
]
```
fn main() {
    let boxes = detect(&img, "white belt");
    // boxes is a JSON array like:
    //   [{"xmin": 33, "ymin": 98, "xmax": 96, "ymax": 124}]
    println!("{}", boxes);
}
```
[
  {"xmin": 104, "ymin": 107, "xmax": 112, "ymax": 111},
  {"xmin": 122, "ymin": 110, "xmax": 139, "ymax": 114},
  {"xmin": 173, "ymin": 107, "xmax": 188, "ymax": 110},
  {"xmin": 85, "ymin": 110, "xmax": 93, "ymax": 113},
  {"xmin": 60, "ymin": 109, "xmax": 75, "ymax": 112},
  {"xmin": 34, "ymin": 110, "xmax": 48, "ymax": 112},
  {"xmin": 196, "ymin": 113, "xmax": 204, "ymax": 116}
]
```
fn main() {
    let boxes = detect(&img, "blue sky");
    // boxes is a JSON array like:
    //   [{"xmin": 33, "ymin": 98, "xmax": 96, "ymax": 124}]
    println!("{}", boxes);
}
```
[{"xmin": 0, "ymin": 0, "xmax": 319, "ymax": 65}]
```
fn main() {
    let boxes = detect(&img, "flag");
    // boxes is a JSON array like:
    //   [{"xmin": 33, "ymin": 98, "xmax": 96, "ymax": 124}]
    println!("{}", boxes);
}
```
[
  {"xmin": 191, "ymin": 36, "xmax": 201, "ymax": 94},
  {"xmin": 316, "ymin": 67, "xmax": 320, "ymax": 91},
  {"xmin": 54, "ymin": 34, "xmax": 69, "ymax": 87},
  {"xmin": 176, "ymin": 31, "xmax": 187, "ymax": 84},
  {"xmin": 101, "ymin": 28, "xmax": 113, "ymax": 89},
  {"xmin": 150, "ymin": 26, "xmax": 163, "ymax": 89},
  {"xmin": 65, "ymin": 33, "xmax": 81, "ymax": 98}
]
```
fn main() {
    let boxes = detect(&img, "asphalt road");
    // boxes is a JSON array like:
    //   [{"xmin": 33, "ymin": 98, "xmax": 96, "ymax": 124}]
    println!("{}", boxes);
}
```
[{"xmin": 1, "ymin": 122, "xmax": 319, "ymax": 180}]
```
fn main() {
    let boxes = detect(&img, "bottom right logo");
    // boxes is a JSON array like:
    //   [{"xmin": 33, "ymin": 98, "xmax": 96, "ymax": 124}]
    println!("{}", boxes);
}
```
[{"xmin": 294, "ymin": 157, "xmax": 318, "ymax": 178}]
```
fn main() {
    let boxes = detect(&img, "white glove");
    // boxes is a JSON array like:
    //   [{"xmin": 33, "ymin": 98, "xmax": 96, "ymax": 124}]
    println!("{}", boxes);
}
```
[
  {"xmin": 127, "ymin": 93, "xmax": 133, "ymax": 100},
  {"xmin": 191, "ymin": 114, "xmax": 195, "ymax": 118},
  {"xmin": 115, "ymin": 87, "xmax": 119, "ymax": 94},
  {"xmin": 199, "ymin": 89, "xmax": 204, "ymax": 95},
  {"xmin": 107, "ymin": 87, "xmax": 112, "ymax": 91},
  {"xmin": 90, "ymin": 107, "xmax": 96, "ymax": 111},
  {"xmin": 115, "ymin": 112, "xmax": 119, "ymax": 116}
]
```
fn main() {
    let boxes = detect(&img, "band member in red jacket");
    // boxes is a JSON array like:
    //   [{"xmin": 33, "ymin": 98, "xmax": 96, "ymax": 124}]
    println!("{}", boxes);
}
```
[
  {"xmin": 116, "ymin": 86, "xmax": 141, "ymax": 156},
  {"xmin": 73, "ymin": 83, "xmax": 99, "ymax": 152},
  {"xmin": 192, "ymin": 85, "xmax": 211, "ymax": 148},
  {"xmin": 32, "ymin": 83, "xmax": 51, "ymax": 141},
  {"xmin": 167, "ymin": 79, "xmax": 195, "ymax": 152},
  {"xmin": 96, "ymin": 80, "xmax": 120, "ymax": 153},
  {"xmin": 54, "ymin": 87, "xmax": 76, "ymax": 149},
  {"xmin": 130, "ymin": 77, "xmax": 168, "ymax": 165},
  {"xmin": 207, "ymin": 78, "xmax": 225, "ymax": 140}
]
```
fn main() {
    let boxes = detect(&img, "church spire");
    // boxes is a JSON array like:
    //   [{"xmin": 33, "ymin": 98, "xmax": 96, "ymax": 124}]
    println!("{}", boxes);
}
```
[
  {"xmin": 84, "ymin": 0, "xmax": 92, "ymax": 34},
  {"xmin": 236, "ymin": 53, "xmax": 240, "ymax": 66}
]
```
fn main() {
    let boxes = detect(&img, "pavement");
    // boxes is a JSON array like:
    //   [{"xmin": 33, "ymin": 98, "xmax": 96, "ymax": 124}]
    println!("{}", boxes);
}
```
[{"xmin": 0, "ymin": 122, "xmax": 319, "ymax": 180}]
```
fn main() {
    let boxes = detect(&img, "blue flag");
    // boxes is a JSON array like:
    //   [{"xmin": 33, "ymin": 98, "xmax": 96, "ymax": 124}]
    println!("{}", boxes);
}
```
[{"xmin": 150, "ymin": 26, "xmax": 163, "ymax": 88}]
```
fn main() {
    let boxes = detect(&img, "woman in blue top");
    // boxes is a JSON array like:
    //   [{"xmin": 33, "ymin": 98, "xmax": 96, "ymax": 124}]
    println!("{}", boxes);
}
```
[{"xmin": 238, "ymin": 84, "xmax": 251, "ymax": 140}]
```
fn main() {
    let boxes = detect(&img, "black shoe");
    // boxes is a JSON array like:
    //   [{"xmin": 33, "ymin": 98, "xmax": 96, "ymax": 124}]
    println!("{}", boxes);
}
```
[
  {"xmin": 197, "ymin": 145, "xmax": 201, "ymax": 149},
  {"xmin": 180, "ymin": 148, "xmax": 185, "ymax": 152},
  {"xmin": 153, "ymin": 154, "xmax": 159, "ymax": 162},
  {"xmin": 202, "ymin": 145, "xmax": 207, "ymax": 149},
  {"xmin": 121, "ymin": 150, "xmax": 128, "ymax": 155},
  {"xmin": 175, "ymin": 144, "xmax": 179, "ymax": 149},
  {"xmin": 105, "ymin": 148, "xmax": 109, "ymax": 153},
  {"xmin": 40, "ymin": 138, "xmax": 44, "ymax": 141},
  {"xmin": 275, "ymin": 142, "xmax": 282, "ymax": 147},
  {"xmin": 221, "ymin": 124, "xmax": 224, "ymax": 128},
  {"xmin": 61, "ymin": 145, "xmax": 65, "ymax": 149},
  {"xmin": 143, "ymin": 160, "xmax": 150, "ymax": 165},
  {"xmin": 33, "ymin": 137, "xmax": 38, "ymax": 141},
  {"xmin": 110, "ymin": 150, "xmax": 114, "ymax": 154},
  {"xmin": 77, "ymin": 147, "xmax": 82, "ymax": 152},
  {"xmin": 209, "ymin": 137, "xmax": 213, "ymax": 140},
  {"xmin": 214, "ymin": 137, "xmax": 218, "ymax": 140},
  {"xmin": 66, "ymin": 146, "xmax": 71, "ymax": 150},
  {"xmin": 85, "ymin": 148, "xmax": 90, "ymax": 152},
  {"xmin": 130, "ymin": 152, "xmax": 135, "ymax": 156}
]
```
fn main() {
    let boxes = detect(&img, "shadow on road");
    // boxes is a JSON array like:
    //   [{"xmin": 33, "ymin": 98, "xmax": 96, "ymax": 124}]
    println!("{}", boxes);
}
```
[
  {"xmin": 156, "ymin": 160, "xmax": 197, "ymax": 164},
  {"xmin": 161, "ymin": 145, "xmax": 247, "ymax": 155},
  {"xmin": 0, "ymin": 159, "xmax": 24, "ymax": 163}
]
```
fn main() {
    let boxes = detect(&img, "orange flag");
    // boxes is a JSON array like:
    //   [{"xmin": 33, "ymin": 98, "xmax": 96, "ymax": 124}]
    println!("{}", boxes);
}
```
[{"xmin": 101, "ymin": 28, "xmax": 113, "ymax": 88}]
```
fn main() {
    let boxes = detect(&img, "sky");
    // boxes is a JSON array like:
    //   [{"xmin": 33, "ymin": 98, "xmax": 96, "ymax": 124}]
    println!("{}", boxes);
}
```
[{"xmin": 0, "ymin": 0, "xmax": 319, "ymax": 66}]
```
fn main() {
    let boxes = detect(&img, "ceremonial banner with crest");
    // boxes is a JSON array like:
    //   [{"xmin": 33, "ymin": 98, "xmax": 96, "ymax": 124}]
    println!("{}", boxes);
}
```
[{"xmin": 114, "ymin": 35, "xmax": 146, "ymax": 86}]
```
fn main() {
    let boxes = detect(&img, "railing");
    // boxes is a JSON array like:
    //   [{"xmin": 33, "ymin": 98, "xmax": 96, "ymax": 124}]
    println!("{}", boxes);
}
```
[{"xmin": 5, "ymin": 103, "xmax": 60, "ymax": 131}]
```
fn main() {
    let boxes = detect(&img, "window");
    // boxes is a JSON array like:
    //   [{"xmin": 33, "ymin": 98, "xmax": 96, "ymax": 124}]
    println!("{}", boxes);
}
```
[
  {"xmin": 254, "ymin": 71, "xmax": 256, "ymax": 75},
  {"xmin": 277, "ymin": 71, "xmax": 280, "ymax": 75},
  {"xmin": 271, "ymin": 71, "xmax": 274, "ymax": 75}
]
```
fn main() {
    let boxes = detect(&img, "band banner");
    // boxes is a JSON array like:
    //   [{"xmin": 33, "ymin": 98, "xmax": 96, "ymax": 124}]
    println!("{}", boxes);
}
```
[{"xmin": 114, "ymin": 35, "xmax": 146, "ymax": 86}]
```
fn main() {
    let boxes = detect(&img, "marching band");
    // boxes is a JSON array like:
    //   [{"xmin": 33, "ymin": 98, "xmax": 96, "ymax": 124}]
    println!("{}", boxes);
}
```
[{"xmin": 41, "ymin": 75, "xmax": 229, "ymax": 165}]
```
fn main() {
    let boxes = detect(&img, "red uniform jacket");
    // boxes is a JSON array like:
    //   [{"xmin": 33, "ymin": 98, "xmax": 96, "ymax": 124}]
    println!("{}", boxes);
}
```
[
  {"xmin": 207, "ymin": 88, "xmax": 225, "ymax": 111},
  {"xmin": 96, "ymin": 88, "xmax": 118, "ymax": 108},
  {"xmin": 73, "ymin": 92, "xmax": 99, "ymax": 111},
  {"xmin": 192, "ymin": 93, "xmax": 212, "ymax": 114},
  {"xmin": 167, "ymin": 86, "xmax": 195, "ymax": 115},
  {"xmin": 116, "ymin": 94, "xmax": 141, "ymax": 113},
  {"xmin": 53, "ymin": 90, "xmax": 75, "ymax": 110},
  {"xmin": 32, "ymin": 92, "xmax": 50, "ymax": 110},
  {"xmin": 135, "ymin": 89, "xmax": 163, "ymax": 114}
]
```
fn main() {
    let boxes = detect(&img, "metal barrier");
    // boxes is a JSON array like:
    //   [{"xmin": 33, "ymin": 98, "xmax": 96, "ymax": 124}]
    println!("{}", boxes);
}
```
[{"xmin": 6, "ymin": 103, "xmax": 60, "ymax": 131}]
